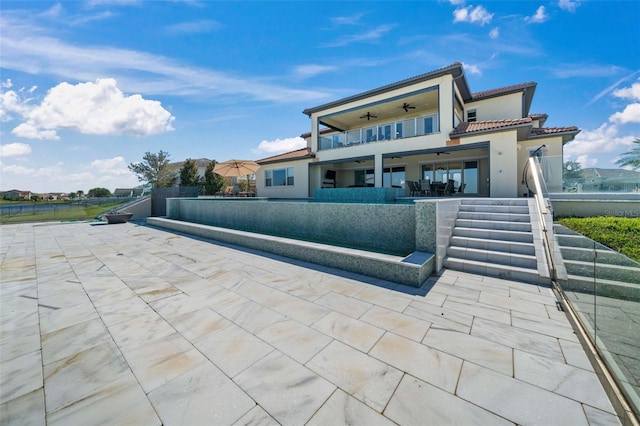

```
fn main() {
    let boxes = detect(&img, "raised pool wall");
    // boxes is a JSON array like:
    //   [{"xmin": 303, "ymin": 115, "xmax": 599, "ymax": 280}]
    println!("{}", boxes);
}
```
[{"xmin": 167, "ymin": 198, "xmax": 413, "ymax": 255}]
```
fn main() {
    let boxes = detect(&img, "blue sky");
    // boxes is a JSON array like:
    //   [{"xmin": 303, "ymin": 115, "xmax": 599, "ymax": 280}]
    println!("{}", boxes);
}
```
[{"xmin": 1, "ymin": 0, "xmax": 638, "ymax": 193}]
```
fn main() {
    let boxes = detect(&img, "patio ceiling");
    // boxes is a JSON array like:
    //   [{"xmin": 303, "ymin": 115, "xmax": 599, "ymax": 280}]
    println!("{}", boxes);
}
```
[{"xmin": 318, "ymin": 90, "xmax": 439, "ymax": 131}]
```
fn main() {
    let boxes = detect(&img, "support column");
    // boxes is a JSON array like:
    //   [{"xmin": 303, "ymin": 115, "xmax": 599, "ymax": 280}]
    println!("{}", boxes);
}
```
[{"xmin": 374, "ymin": 154, "xmax": 383, "ymax": 187}]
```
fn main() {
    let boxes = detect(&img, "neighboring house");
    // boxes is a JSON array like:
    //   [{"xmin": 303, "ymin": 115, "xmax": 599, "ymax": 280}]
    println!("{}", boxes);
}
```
[
  {"xmin": 170, "ymin": 158, "xmax": 212, "ymax": 186},
  {"xmin": 256, "ymin": 62, "xmax": 579, "ymax": 198},
  {"xmin": 2, "ymin": 189, "xmax": 32, "ymax": 201}
]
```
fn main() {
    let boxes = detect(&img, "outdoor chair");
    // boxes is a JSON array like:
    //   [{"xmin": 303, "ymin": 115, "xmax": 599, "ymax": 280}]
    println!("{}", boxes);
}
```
[
  {"xmin": 406, "ymin": 181, "xmax": 421, "ymax": 196},
  {"xmin": 419, "ymin": 179, "xmax": 432, "ymax": 196},
  {"xmin": 436, "ymin": 180, "xmax": 455, "ymax": 196}
]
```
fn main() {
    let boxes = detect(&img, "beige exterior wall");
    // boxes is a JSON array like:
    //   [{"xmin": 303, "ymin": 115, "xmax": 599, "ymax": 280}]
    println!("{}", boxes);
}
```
[
  {"xmin": 457, "ymin": 130, "xmax": 519, "ymax": 197},
  {"xmin": 517, "ymin": 137, "xmax": 564, "ymax": 194},
  {"xmin": 465, "ymin": 93, "xmax": 523, "ymax": 121},
  {"xmin": 256, "ymin": 158, "xmax": 310, "ymax": 198}
]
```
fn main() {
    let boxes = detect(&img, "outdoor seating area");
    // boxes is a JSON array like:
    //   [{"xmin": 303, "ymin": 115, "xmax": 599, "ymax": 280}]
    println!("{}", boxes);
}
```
[{"xmin": 406, "ymin": 179, "xmax": 461, "ymax": 197}]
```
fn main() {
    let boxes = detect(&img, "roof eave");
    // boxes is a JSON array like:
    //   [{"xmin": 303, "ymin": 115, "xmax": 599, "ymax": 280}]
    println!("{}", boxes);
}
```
[
  {"xmin": 303, "ymin": 62, "xmax": 467, "ymax": 116},
  {"xmin": 450, "ymin": 122, "xmax": 533, "ymax": 138}
]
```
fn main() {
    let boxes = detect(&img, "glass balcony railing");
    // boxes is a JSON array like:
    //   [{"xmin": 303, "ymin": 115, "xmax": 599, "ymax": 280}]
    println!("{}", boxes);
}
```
[
  {"xmin": 318, "ymin": 114, "xmax": 439, "ymax": 151},
  {"xmin": 528, "ymin": 156, "xmax": 640, "ymax": 420},
  {"xmin": 537, "ymin": 155, "xmax": 640, "ymax": 194}
]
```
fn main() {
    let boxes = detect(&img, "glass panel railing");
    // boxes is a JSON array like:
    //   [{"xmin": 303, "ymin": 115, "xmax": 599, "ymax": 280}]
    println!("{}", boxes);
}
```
[
  {"xmin": 539, "ymin": 155, "xmax": 640, "ymax": 194},
  {"xmin": 553, "ymin": 228, "xmax": 640, "ymax": 418},
  {"xmin": 530, "ymin": 155, "xmax": 640, "ymax": 418},
  {"xmin": 317, "ymin": 114, "xmax": 439, "ymax": 150}
]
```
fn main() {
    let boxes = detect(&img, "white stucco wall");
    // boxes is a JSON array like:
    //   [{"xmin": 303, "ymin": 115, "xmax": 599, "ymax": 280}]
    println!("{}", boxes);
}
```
[
  {"xmin": 457, "ymin": 130, "xmax": 519, "ymax": 197},
  {"xmin": 256, "ymin": 158, "xmax": 310, "ymax": 198},
  {"xmin": 465, "ymin": 93, "xmax": 523, "ymax": 121}
]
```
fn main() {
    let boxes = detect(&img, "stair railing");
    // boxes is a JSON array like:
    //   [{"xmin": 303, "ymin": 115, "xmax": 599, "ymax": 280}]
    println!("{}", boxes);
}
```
[{"xmin": 526, "ymin": 156, "xmax": 556, "ymax": 280}]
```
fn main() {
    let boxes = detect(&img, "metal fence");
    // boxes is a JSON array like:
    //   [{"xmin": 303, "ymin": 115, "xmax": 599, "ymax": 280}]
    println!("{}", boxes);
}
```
[{"xmin": 0, "ymin": 197, "xmax": 138, "ymax": 218}]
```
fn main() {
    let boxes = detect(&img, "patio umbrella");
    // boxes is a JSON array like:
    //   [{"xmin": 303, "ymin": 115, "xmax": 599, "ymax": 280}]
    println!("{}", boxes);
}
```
[
  {"xmin": 213, "ymin": 159, "xmax": 260, "ymax": 177},
  {"xmin": 214, "ymin": 159, "xmax": 260, "ymax": 193}
]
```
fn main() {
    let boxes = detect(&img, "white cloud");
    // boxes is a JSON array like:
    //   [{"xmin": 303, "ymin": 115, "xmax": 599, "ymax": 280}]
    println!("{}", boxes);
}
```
[
  {"xmin": 166, "ymin": 19, "xmax": 221, "ymax": 35},
  {"xmin": 90, "ymin": 156, "xmax": 132, "ymax": 176},
  {"xmin": 253, "ymin": 137, "xmax": 306, "ymax": 155},
  {"xmin": 609, "ymin": 103, "xmax": 640, "ymax": 124},
  {"xmin": 558, "ymin": 0, "xmax": 581, "ymax": 12},
  {"xmin": 0, "ymin": 142, "xmax": 31, "ymax": 157},
  {"xmin": 462, "ymin": 63, "xmax": 482, "ymax": 75},
  {"xmin": 453, "ymin": 5, "xmax": 493, "ymax": 26},
  {"xmin": 12, "ymin": 123, "xmax": 60, "ymax": 140},
  {"xmin": 564, "ymin": 123, "xmax": 635, "ymax": 167},
  {"xmin": 613, "ymin": 81, "xmax": 640, "ymax": 101},
  {"xmin": 489, "ymin": 27, "xmax": 499, "ymax": 39},
  {"xmin": 330, "ymin": 12, "xmax": 368, "ymax": 26},
  {"xmin": 10, "ymin": 78, "xmax": 175, "ymax": 140},
  {"xmin": 0, "ymin": 14, "xmax": 329, "ymax": 103},
  {"xmin": 449, "ymin": 0, "xmax": 466, "ymax": 5},
  {"xmin": 294, "ymin": 64, "xmax": 337, "ymax": 79},
  {"xmin": 526, "ymin": 6, "xmax": 548, "ymax": 23},
  {"xmin": 2, "ymin": 79, "xmax": 13, "ymax": 89},
  {"xmin": 321, "ymin": 24, "xmax": 396, "ymax": 47}
]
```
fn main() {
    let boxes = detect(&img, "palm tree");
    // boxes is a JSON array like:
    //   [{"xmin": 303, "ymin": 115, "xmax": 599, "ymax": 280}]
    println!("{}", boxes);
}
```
[{"xmin": 616, "ymin": 138, "xmax": 640, "ymax": 170}]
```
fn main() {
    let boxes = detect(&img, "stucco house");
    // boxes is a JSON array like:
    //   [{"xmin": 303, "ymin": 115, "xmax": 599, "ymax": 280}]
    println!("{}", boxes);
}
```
[{"xmin": 256, "ymin": 62, "xmax": 579, "ymax": 199}]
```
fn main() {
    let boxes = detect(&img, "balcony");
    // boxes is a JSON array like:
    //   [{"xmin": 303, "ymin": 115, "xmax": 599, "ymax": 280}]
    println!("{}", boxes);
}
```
[{"xmin": 318, "ymin": 114, "xmax": 439, "ymax": 151}]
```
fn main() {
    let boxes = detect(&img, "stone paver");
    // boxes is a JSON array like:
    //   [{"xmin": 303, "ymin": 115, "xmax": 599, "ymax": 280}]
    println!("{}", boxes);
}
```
[{"xmin": 0, "ymin": 222, "xmax": 622, "ymax": 425}]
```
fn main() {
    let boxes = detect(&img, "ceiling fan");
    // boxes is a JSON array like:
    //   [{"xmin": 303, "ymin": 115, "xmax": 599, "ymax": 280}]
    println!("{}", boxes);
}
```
[
  {"xmin": 399, "ymin": 102, "xmax": 416, "ymax": 112},
  {"xmin": 360, "ymin": 112, "xmax": 377, "ymax": 120}
]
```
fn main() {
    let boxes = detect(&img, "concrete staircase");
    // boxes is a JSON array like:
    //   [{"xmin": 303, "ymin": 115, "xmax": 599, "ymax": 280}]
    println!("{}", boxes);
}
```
[
  {"xmin": 444, "ymin": 198, "xmax": 549, "ymax": 285},
  {"xmin": 554, "ymin": 224, "xmax": 640, "ymax": 302}
]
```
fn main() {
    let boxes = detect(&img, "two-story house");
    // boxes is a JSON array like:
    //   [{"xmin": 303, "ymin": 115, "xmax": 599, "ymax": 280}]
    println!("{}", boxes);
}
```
[{"xmin": 256, "ymin": 62, "xmax": 579, "ymax": 199}]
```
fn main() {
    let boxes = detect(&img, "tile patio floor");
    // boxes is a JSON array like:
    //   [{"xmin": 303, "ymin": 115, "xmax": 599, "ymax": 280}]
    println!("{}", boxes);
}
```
[{"xmin": 0, "ymin": 221, "xmax": 622, "ymax": 425}]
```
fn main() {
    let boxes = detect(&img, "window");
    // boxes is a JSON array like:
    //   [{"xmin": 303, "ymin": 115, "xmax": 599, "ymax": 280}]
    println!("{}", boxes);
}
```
[
  {"xmin": 265, "ymin": 167, "xmax": 294, "ymax": 187},
  {"xmin": 383, "ymin": 167, "xmax": 405, "ymax": 188},
  {"xmin": 467, "ymin": 109, "xmax": 477, "ymax": 122}
]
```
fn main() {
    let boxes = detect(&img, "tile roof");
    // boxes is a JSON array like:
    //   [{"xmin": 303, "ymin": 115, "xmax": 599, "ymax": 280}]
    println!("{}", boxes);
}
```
[
  {"xmin": 530, "ymin": 126, "xmax": 579, "ymax": 136},
  {"xmin": 450, "ymin": 117, "xmax": 532, "ymax": 136},
  {"xmin": 471, "ymin": 82, "xmax": 537, "ymax": 101},
  {"xmin": 528, "ymin": 113, "xmax": 548, "ymax": 121},
  {"xmin": 257, "ymin": 147, "xmax": 314, "ymax": 164}
]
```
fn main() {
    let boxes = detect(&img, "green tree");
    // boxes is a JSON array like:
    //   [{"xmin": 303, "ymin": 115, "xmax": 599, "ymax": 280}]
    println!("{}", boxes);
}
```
[
  {"xmin": 179, "ymin": 158, "xmax": 201, "ymax": 187},
  {"xmin": 203, "ymin": 160, "xmax": 226, "ymax": 195},
  {"xmin": 564, "ymin": 160, "xmax": 583, "ymax": 179},
  {"xmin": 76, "ymin": 190, "xmax": 84, "ymax": 198},
  {"xmin": 616, "ymin": 138, "xmax": 640, "ymax": 170},
  {"xmin": 87, "ymin": 187, "xmax": 112, "ymax": 197},
  {"xmin": 128, "ymin": 150, "xmax": 177, "ymax": 188}
]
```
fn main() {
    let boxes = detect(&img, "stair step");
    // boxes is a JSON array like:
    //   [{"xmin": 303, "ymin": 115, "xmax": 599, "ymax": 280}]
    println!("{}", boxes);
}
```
[
  {"xmin": 452, "ymin": 227, "xmax": 534, "ymax": 243},
  {"xmin": 559, "ymin": 246, "xmax": 639, "ymax": 267},
  {"xmin": 447, "ymin": 247, "xmax": 538, "ymax": 269},
  {"xmin": 562, "ymin": 275, "xmax": 640, "ymax": 302},
  {"xmin": 457, "ymin": 211, "xmax": 531, "ymax": 222},
  {"xmin": 460, "ymin": 199, "xmax": 529, "ymax": 207},
  {"xmin": 444, "ymin": 257, "xmax": 548, "ymax": 285},
  {"xmin": 455, "ymin": 219, "xmax": 532, "ymax": 232},
  {"xmin": 563, "ymin": 260, "xmax": 640, "ymax": 284},
  {"xmin": 459, "ymin": 205, "xmax": 530, "ymax": 215},
  {"xmin": 450, "ymin": 236, "xmax": 535, "ymax": 256},
  {"xmin": 555, "ymin": 234, "xmax": 609, "ymax": 250}
]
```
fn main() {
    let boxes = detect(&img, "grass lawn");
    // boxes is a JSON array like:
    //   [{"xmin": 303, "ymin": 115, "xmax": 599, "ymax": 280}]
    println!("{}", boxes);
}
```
[
  {"xmin": 557, "ymin": 216, "xmax": 640, "ymax": 263},
  {"xmin": 0, "ymin": 202, "xmax": 124, "ymax": 224}
]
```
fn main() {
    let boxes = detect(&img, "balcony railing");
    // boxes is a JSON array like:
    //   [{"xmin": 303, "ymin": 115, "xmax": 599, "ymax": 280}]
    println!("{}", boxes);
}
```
[{"xmin": 318, "ymin": 114, "xmax": 439, "ymax": 151}]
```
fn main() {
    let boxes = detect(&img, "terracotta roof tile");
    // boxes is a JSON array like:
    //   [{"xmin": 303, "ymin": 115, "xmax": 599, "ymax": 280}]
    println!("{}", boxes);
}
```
[
  {"xmin": 530, "ymin": 126, "xmax": 579, "ymax": 135},
  {"xmin": 472, "ymin": 82, "xmax": 536, "ymax": 100},
  {"xmin": 257, "ymin": 147, "xmax": 314, "ymax": 164},
  {"xmin": 450, "ymin": 117, "xmax": 532, "ymax": 136}
]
